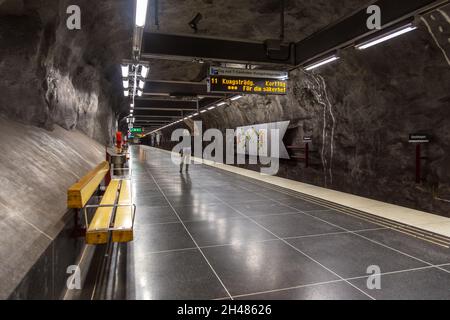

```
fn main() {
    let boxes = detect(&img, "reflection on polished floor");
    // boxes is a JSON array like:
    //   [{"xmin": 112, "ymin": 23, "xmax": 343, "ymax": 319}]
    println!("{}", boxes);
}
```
[{"xmin": 125, "ymin": 146, "xmax": 450, "ymax": 300}]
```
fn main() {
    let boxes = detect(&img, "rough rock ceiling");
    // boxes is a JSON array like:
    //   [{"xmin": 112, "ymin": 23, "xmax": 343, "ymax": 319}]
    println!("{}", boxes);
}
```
[
  {"xmin": 0, "ymin": 0, "xmax": 375, "ymax": 129},
  {"xmin": 0, "ymin": 0, "xmax": 134, "ymax": 142},
  {"xmin": 140, "ymin": 0, "xmax": 370, "ymax": 82},
  {"xmin": 151, "ymin": 0, "xmax": 369, "ymax": 41}
]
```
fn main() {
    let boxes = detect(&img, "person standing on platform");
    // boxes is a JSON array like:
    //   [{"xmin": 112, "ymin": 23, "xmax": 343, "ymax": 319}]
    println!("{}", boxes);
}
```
[{"xmin": 179, "ymin": 146, "xmax": 191, "ymax": 173}]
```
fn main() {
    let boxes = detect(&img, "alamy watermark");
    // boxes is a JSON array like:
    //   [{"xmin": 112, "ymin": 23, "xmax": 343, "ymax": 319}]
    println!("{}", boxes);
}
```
[
  {"xmin": 170, "ymin": 121, "xmax": 286, "ymax": 176},
  {"xmin": 66, "ymin": 5, "xmax": 81, "ymax": 30},
  {"xmin": 66, "ymin": 265, "xmax": 81, "ymax": 290},
  {"xmin": 366, "ymin": 5, "xmax": 382, "ymax": 30},
  {"xmin": 366, "ymin": 265, "xmax": 382, "ymax": 290}
]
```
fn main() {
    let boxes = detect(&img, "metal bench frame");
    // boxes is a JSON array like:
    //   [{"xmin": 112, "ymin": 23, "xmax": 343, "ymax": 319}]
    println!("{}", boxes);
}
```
[
  {"xmin": 83, "ymin": 176, "xmax": 136, "ymax": 237},
  {"xmin": 83, "ymin": 203, "xmax": 137, "ymax": 233}
]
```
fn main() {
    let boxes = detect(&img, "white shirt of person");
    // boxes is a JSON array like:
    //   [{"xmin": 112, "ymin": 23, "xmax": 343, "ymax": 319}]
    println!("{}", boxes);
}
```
[{"xmin": 180, "ymin": 147, "xmax": 191, "ymax": 158}]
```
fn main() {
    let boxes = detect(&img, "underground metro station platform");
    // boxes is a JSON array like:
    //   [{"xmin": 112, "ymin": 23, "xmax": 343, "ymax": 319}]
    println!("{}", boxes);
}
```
[{"xmin": 1, "ymin": 0, "xmax": 450, "ymax": 307}]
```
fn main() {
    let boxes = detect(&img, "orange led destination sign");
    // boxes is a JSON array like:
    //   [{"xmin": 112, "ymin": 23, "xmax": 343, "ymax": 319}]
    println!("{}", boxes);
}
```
[{"xmin": 207, "ymin": 76, "xmax": 287, "ymax": 95}]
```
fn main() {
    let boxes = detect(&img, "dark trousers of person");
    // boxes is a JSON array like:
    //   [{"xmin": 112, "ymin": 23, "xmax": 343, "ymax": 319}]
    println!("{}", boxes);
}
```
[{"xmin": 180, "ymin": 155, "xmax": 189, "ymax": 172}]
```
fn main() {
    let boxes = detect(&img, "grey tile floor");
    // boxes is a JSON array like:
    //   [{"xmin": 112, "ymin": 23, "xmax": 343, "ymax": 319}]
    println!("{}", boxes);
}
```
[{"xmin": 125, "ymin": 146, "xmax": 450, "ymax": 300}]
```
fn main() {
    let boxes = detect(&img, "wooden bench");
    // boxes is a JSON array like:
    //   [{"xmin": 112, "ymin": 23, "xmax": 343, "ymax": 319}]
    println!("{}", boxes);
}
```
[
  {"xmin": 85, "ymin": 180, "xmax": 119, "ymax": 244},
  {"xmin": 67, "ymin": 161, "xmax": 110, "ymax": 209},
  {"xmin": 84, "ymin": 179, "xmax": 135, "ymax": 245},
  {"xmin": 67, "ymin": 161, "xmax": 135, "ymax": 245},
  {"xmin": 112, "ymin": 180, "xmax": 134, "ymax": 243}
]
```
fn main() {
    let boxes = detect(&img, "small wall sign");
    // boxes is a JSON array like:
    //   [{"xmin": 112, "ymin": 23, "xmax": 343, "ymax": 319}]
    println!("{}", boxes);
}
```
[{"xmin": 409, "ymin": 134, "xmax": 430, "ymax": 143}]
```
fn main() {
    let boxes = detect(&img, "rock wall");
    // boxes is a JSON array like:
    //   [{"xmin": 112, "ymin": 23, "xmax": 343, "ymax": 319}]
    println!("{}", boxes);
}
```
[
  {"xmin": 0, "ymin": 0, "xmax": 132, "ymax": 144},
  {"xmin": 0, "ymin": 116, "xmax": 105, "ymax": 299},
  {"xmin": 0, "ymin": 0, "xmax": 132, "ymax": 298},
  {"xmin": 156, "ymin": 6, "xmax": 450, "ymax": 217}
]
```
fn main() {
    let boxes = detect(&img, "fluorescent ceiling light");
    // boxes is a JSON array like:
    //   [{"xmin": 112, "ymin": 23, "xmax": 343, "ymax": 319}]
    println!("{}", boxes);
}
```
[
  {"xmin": 124, "ymin": 90, "xmax": 129, "ymax": 97},
  {"xmin": 123, "ymin": 80, "xmax": 129, "ymax": 89},
  {"xmin": 231, "ymin": 95, "xmax": 242, "ymax": 101},
  {"xmin": 217, "ymin": 102, "xmax": 226, "ymax": 106},
  {"xmin": 138, "ymin": 80, "xmax": 145, "ymax": 89},
  {"xmin": 193, "ymin": 113, "xmax": 199, "ymax": 116},
  {"xmin": 188, "ymin": 115, "xmax": 193, "ymax": 118},
  {"xmin": 121, "ymin": 65, "xmax": 129, "ymax": 77},
  {"xmin": 135, "ymin": 0, "xmax": 148, "ymax": 27},
  {"xmin": 304, "ymin": 55, "xmax": 340, "ymax": 71},
  {"xmin": 140, "ymin": 65, "xmax": 149, "ymax": 78},
  {"xmin": 183, "ymin": 117, "xmax": 188, "ymax": 120},
  {"xmin": 208, "ymin": 106, "xmax": 216, "ymax": 110},
  {"xmin": 130, "ymin": 103, "xmax": 134, "ymax": 108},
  {"xmin": 355, "ymin": 24, "xmax": 417, "ymax": 50},
  {"xmin": 137, "ymin": 90, "xmax": 143, "ymax": 97},
  {"xmin": 200, "ymin": 110, "xmax": 207, "ymax": 113}
]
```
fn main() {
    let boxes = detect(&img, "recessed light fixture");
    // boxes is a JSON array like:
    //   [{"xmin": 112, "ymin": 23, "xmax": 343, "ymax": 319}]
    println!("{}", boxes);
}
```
[
  {"xmin": 140, "ymin": 65, "xmax": 149, "ymax": 78},
  {"xmin": 138, "ymin": 80, "xmax": 145, "ymax": 89},
  {"xmin": 355, "ymin": 23, "xmax": 417, "ymax": 50},
  {"xmin": 123, "ymin": 80, "xmax": 129, "ymax": 89},
  {"xmin": 124, "ymin": 90, "xmax": 129, "ymax": 97},
  {"xmin": 137, "ymin": 90, "xmax": 143, "ymax": 97},
  {"xmin": 135, "ymin": 0, "xmax": 148, "ymax": 27},
  {"xmin": 121, "ymin": 65, "xmax": 129, "ymax": 77},
  {"xmin": 304, "ymin": 55, "xmax": 340, "ymax": 71}
]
